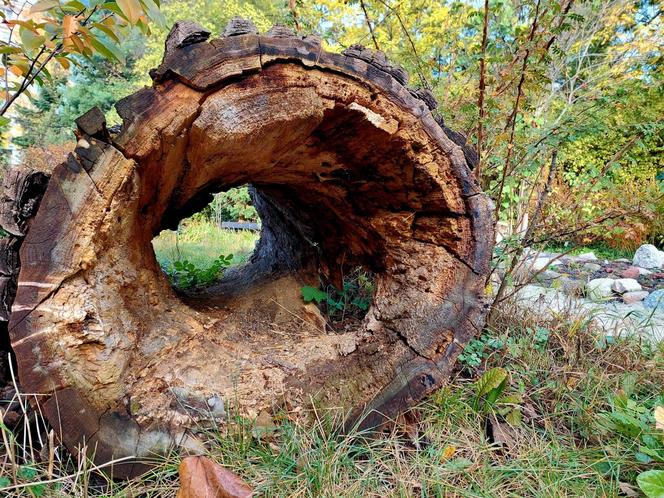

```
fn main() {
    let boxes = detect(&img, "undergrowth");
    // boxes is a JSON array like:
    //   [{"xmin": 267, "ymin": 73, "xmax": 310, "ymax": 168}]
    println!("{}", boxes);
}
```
[{"xmin": 1, "ymin": 300, "xmax": 663, "ymax": 497}]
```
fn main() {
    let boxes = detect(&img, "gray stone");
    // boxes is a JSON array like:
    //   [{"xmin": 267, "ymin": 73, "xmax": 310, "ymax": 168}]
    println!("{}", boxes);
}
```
[
  {"xmin": 612, "ymin": 278, "xmax": 642, "ymax": 294},
  {"xmin": 586, "ymin": 278, "xmax": 616, "ymax": 300},
  {"xmin": 559, "ymin": 276, "xmax": 584, "ymax": 296},
  {"xmin": 206, "ymin": 395, "xmax": 225, "ymax": 417},
  {"xmin": 530, "ymin": 257, "xmax": 562, "ymax": 272},
  {"xmin": 536, "ymin": 270, "xmax": 562, "ymax": 283},
  {"xmin": 623, "ymin": 291, "xmax": 649, "ymax": 304},
  {"xmin": 639, "ymin": 267, "xmax": 653, "ymax": 276},
  {"xmin": 633, "ymin": 244, "xmax": 664, "ymax": 269},
  {"xmin": 584, "ymin": 263, "xmax": 602, "ymax": 272},
  {"xmin": 576, "ymin": 252, "xmax": 597, "ymax": 262},
  {"xmin": 615, "ymin": 258, "xmax": 631, "ymax": 263},
  {"xmin": 644, "ymin": 289, "xmax": 664, "ymax": 312}
]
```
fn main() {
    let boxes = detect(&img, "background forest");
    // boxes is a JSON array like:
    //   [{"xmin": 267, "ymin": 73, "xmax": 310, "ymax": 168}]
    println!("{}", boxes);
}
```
[{"xmin": 3, "ymin": 0, "xmax": 663, "ymax": 252}]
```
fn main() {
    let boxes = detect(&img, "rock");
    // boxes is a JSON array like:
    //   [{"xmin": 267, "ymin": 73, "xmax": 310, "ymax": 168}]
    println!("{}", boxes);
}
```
[
  {"xmin": 621, "ymin": 266, "xmax": 641, "ymax": 279},
  {"xmin": 177, "ymin": 456, "xmax": 252, "ymax": 498},
  {"xmin": 622, "ymin": 291, "xmax": 649, "ymax": 304},
  {"xmin": 530, "ymin": 257, "xmax": 561, "ymax": 272},
  {"xmin": 576, "ymin": 252, "xmax": 597, "ymax": 262},
  {"xmin": 536, "ymin": 270, "xmax": 561, "ymax": 283},
  {"xmin": 584, "ymin": 263, "xmax": 602, "ymax": 272},
  {"xmin": 611, "ymin": 278, "xmax": 642, "ymax": 294},
  {"xmin": 560, "ymin": 276, "xmax": 584, "ymax": 296},
  {"xmin": 639, "ymin": 268, "xmax": 653, "ymax": 276},
  {"xmin": 586, "ymin": 278, "xmax": 616, "ymax": 300},
  {"xmin": 633, "ymin": 244, "xmax": 664, "ymax": 269},
  {"xmin": 615, "ymin": 258, "xmax": 631, "ymax": 263},
  {"xmin": 643, "ymin": 289, "xmax": 664, "ymax": 312},
  {"xmin": 206, "ymin": 395, "xmax": 225, "ymax": 417}
]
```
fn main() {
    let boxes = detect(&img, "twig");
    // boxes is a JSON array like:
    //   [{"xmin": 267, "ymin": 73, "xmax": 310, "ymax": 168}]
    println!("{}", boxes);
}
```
[
  {"xmin": 494, "ymin": 0, "xmax": 542, "ymax": 222},
  {"xmin": 360, "ymin": 0, "xmax": 380, "ymax": 51},
  {"xmin": 488, "ymin": 149, "xmax": 557, "ymax": 322},
  {"xmin": 476, "ymin": 0, "xmax": 489, "ymax": 182}
]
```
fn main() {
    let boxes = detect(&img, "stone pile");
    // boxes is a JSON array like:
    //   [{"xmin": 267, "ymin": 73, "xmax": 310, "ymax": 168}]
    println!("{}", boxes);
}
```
[{"xmin": 522, "ymin": 244, "xmax": 664, "ymax": 313}]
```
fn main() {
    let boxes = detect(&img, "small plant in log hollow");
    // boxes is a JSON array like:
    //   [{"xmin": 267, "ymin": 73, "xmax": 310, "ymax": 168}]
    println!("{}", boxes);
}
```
[
  {"xmin": 165, "ymin": 254, "xmax": 234, "ymax": 289},
  {"xmin": 301, "ymin": 268, "xmax": 374, "ymax": 324}
]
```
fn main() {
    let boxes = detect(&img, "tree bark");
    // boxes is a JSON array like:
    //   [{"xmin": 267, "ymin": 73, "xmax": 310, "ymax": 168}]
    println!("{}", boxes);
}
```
[{"xmin": 3, "ymin": 20, "xmax": 494, "ymax": 478}]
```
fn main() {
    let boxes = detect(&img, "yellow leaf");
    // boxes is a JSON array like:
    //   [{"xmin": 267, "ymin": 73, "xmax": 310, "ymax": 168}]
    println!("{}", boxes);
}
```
[
  {"xmin": 63, "ymin": 15, "xmax": 78, "ymax": 40},
  {"xmin": 441, "ymin": 445, "xmax": 456, "ymax": 461},
  {"xmin": 116, "ymin": 0, "xmax": 143, "ymax": 24},
  {"xmin": 55, "ymin": 56, "xmax": 70, "ymax": 69},
  {"xmin": 655, "ymin": 406, "xmax": 664, "ymax": 431},
  {"xmin": 9, "ymin": 65, "xmax": 24, "ymax": 77}
]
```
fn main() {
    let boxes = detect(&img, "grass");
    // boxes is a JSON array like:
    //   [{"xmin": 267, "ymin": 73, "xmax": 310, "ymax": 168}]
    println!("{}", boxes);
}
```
[
  {"xmin": 1, "ymin": 301, "xmax": 663, "ymax": 497},
  {"xmin": 541, "ymin": 242, "xmax": 634, "ymax": 261},
  {"xmin": 151, "ymin": 219, "xmax": 259, "ymax": 269},
  {"xmin": 2, "ymin": 222, "xmax": 663, "ymax": 496}
]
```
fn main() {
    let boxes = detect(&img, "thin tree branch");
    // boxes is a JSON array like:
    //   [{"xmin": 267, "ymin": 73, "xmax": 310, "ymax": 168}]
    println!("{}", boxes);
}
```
[
  {"xmin": 476, "ymin": 0, "xmax": 489, "ymax": 182},
  {"xmin": 494, "ymin": 0, "xmax": 542, "ymax": 222},
  {"xmin": 360, "ymin": 0, "xmax": 380, "ymax": 51}
]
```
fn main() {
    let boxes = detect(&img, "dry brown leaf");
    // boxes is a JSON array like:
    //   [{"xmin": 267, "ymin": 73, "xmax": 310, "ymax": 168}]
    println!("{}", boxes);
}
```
[
  {"xmin": 618, "ymin": 481, "xmax": 640, "ymax": 497},
  {"xmin": 176, "ymin": 456, "xmax": 252, "ymax": 498},
  {"xmin": 489, "ymin": 415, "xmax": 518, "ymax": 452}
]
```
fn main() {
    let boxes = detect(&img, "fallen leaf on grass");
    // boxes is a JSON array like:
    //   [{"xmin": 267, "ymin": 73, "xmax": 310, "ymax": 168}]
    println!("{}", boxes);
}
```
[
  {"xmin": 488, "ymin": 415, "xmax": 518, "ymax": 452},
  {"xmin": 176, "ymin": 456, "xmax": 252, "ymax": 498},
  {"xmin": 618, "ymin": 481, "xmax": 640, "ymax": 497},
  {"xmin": 654, "ymin": 406, "xmax": 664, "ymax": 431}
]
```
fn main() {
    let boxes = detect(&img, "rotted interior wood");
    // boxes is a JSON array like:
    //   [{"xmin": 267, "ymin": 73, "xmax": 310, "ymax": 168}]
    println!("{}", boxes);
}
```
[{"xmin": 5, "ymin": 19, "xmax": 493, "ymax": 477}]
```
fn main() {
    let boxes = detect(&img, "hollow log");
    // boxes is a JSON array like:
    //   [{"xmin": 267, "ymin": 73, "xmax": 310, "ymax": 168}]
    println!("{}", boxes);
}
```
[{"xmin": 5, "ymin": 20, "xmax": 494, "ymax": 477}]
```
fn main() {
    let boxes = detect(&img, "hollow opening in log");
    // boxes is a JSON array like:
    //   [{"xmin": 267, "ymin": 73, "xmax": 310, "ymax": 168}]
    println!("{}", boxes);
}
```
[{"xmin": 151, "ymin": 186, "xmax": 261, "ymax": 293}]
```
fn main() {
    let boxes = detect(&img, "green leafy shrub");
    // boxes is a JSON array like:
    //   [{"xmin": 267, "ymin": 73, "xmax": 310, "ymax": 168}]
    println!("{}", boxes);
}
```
[
  {"xmin": 164, "ymin": 254, "xmax": 233, "ymax": 289},
  {"xmin": 300, "ymin": 268, "xmax": 374, "ymax": 324}
]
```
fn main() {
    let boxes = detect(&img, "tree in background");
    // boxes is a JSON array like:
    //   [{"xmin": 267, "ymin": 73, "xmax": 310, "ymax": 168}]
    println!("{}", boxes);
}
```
[
  {"xmin": 0, "ymin": 0, "xmax": 166, "ymax": 120},
  {"xmin": 12, "ymin": 36, "xmax": 142, "ymax": 147}
]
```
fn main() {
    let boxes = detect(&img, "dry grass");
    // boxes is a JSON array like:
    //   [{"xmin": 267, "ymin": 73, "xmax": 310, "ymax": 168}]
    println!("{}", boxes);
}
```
[{"xmin": 1, "ymin": 297, "xmax": 662, "ymax": 496}]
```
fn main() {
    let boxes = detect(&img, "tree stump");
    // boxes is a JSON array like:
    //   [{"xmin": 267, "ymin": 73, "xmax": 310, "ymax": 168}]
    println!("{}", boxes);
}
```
[{"xmin": 3, "ymin": 20, "xmax": 494, "ymax": 477}]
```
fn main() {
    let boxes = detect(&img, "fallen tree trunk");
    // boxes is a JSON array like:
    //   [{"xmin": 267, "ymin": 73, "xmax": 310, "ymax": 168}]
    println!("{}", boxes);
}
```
[{"xmin": 4, "ymin": 19, "xmax": 493, "ymax": 477}]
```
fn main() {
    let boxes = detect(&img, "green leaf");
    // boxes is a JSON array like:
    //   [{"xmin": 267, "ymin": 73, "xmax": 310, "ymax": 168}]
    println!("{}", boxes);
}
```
[
  {"xmin": 443, "ymin": 457, "xmax": 473, "ymax": 471},
  {"xmin": 20, "ymin": 26, "xmax": 46, "ymax": 52},
  {"xmin": 139, "ymin": 0, "xmax": 165, "ymax": 27},
  {"xmin": 0, "ymin": 476, "xmax": 10, "ymax": 487},
  {"xmin": 64, "ymin": 0, "xmax": 87, "ymax": 10},
  {"xmin": 17, "ymin": 466, "xmax": 38, "ymax": 479},
  {"xmin": 0, "ymin": 45, "xmax": 23, "ymax": 54},
  {"xmin": 301, "ymin": 286, "xmax": 327, "ymax": 304},
  {"xmin": 0, "ymin": 116, "xmax": 10, "ymax": 127},
  {"xmin": 91, "ymin": 22, "xmax": 120, "ymax": 42},
  {"xmin": 476, "ymin": 367, "xmax": 508, "ymax": 397},
  {"xmin": 637, "ymin": 470, "xmax": 664, "ymax": 498},
  {"xmin": 86, "ymin": 33, "xmax": 123, "ymax": 63}
]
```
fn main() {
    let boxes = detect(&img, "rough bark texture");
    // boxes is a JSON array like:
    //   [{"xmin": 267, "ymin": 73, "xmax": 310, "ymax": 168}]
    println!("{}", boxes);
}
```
[{"xmin": 3, "ymin": 19, "xmax": 494, "ymax": 477}]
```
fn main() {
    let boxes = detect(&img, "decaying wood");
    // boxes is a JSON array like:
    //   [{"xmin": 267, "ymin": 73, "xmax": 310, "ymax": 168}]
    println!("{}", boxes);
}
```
[{"xmin": 5, "ymin": 18, "xmax": 494, "ymax": 477}]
